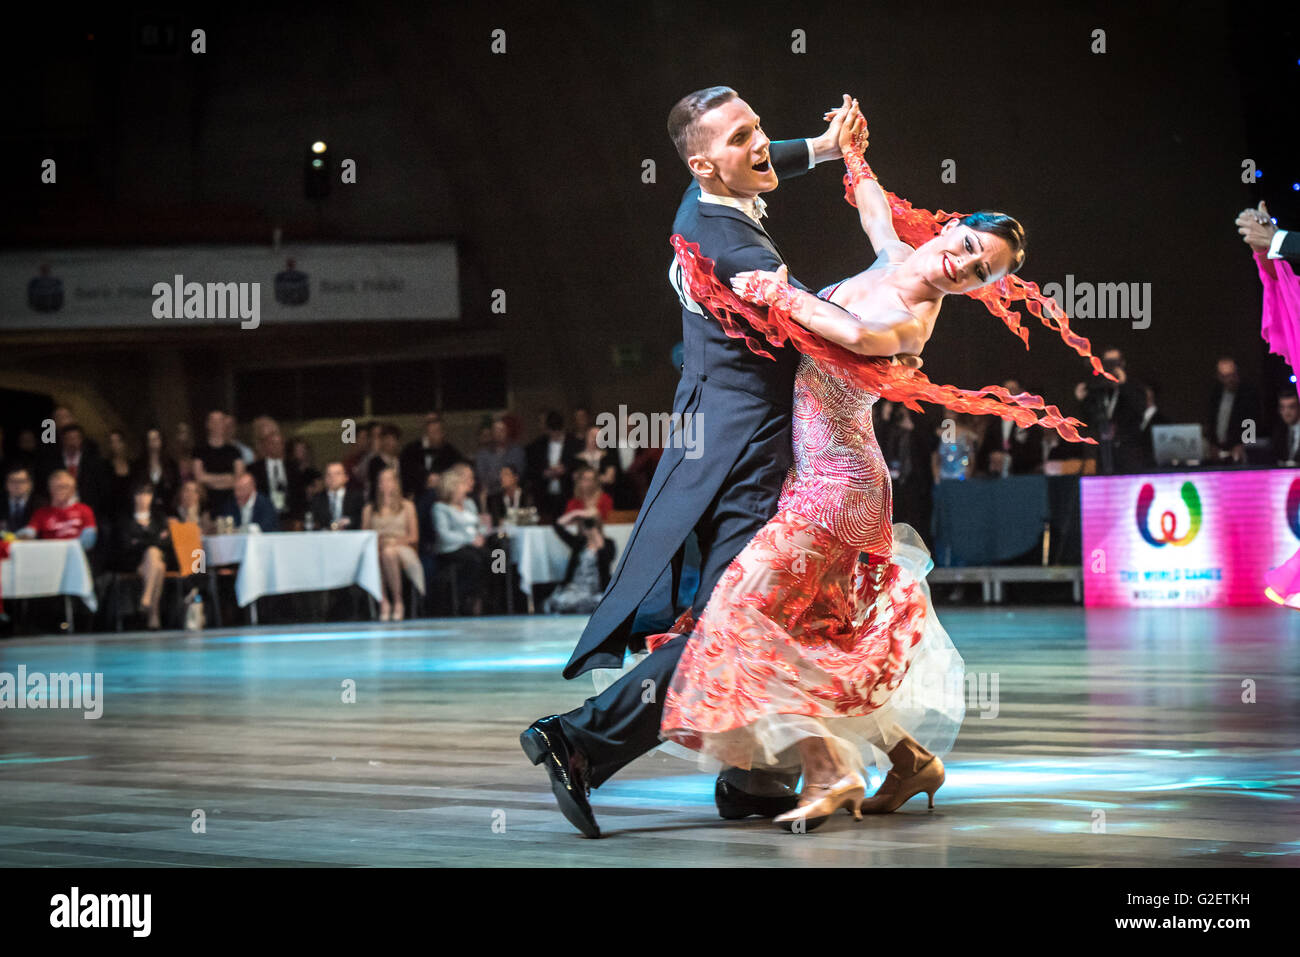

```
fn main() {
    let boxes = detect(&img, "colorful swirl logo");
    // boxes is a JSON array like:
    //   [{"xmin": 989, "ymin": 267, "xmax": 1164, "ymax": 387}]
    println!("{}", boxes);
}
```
[
  {"xmin": 1135, "ymin": 481, "xmax": 1202, "ymax": 547},
  {"xmin": 1288, "ymin": 477, "xmax": 1300, "ymax": 540}
]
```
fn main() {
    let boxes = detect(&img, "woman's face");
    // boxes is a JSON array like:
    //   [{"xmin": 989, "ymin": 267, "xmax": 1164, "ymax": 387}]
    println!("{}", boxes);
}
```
[
  {"xmin": 147, "ymin": 429, "xmax": 162, "ymax": 453},
  {"xmin": 914, "ymin": 222, "xmax": 1015, "ymax": 295},
  {"xmin": 134, "ymin": 489, "xmax": 153, "ymax": 513},
  {"xmin": 379, "ymin": 470, "xmax": 399, "ymax": 500},
  {"xmin": 109, "ymin": 432, "xmax": 127, "ymax": 456},
  {"xmin": 180, "ymin": 481, "xmax": 199, "ymax": 508}
]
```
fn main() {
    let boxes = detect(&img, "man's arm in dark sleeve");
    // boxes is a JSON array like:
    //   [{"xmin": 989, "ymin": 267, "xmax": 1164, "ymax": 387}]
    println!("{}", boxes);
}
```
[
  {"xmin": 770, "ymin": 139, "xmax": 816, "ymax": 182},
  {"xmin": 1280, "ymin": 230, "xmax": 1300, "ymax": 266}
]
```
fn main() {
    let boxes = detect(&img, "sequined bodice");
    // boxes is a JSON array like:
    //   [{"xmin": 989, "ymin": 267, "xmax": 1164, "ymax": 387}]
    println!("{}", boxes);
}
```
[{"xmin": 777, "ymin": 354, "xmax": 893, "ymax": 556}]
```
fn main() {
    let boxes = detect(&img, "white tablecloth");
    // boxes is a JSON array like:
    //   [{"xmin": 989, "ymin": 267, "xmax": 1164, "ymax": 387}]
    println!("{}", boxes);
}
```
[
  {"xmin": 508, "ymin": 523, "xmax": 634, "ymax": 594},
  {"xmin": 202, "ymin": 530, "xmax": 383, "ymax": 607},
  {"xmin": 0, "ymin": 540, "xmax": 98, "ymax": 612}
]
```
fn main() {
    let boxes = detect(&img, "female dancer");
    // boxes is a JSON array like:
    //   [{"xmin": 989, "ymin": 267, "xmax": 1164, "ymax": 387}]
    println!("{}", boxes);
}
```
[{"xmin": 658, "ymin": 102, "xmax": 1108, "ymax": 830}]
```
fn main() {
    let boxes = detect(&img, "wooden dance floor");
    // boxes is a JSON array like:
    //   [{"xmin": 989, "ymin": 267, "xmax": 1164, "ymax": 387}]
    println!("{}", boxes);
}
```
[{"xmin": 1, "ymin": 607, "xmax": 1297, "ymax": 867}]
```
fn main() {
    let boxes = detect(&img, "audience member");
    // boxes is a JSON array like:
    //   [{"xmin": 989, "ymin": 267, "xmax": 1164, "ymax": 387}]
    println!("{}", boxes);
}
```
[
  {"xmin": 974, "ymin": 379, "xmax": 1039, "ymax": 476},
  {"xmin": 574, "ymin": 425, "xmax": 621, "ymax": 500},
  {"xmin": 560, "ymin": 464, "xmax": 613, "ymax": 523},
  {"xmin": 217, "ymin": 472, "xmax": 279, "ymax": 531},
  {"xmin": 485, "ymin": 463, "xmax": 533, "ymax": 524},
  {"xmin": 193, "ymin": 410, "xmax": 246, "ymax": 515},
  {"xmin": 544, "ymin": 511, "xmax": 615, "ymax": 615},
  {"xmin": 1205, "ymin": 356, "xmax": 1262, "ymax": 464},
  {"xmin": 173, "ymin": 478, "xmax": 214, "ymax": 534},
  {"xmin": 109, "ymin": 481, "xmax": 172, "ymax": 630},
  {"xmin": 474, "ymin": 417, "xmax": 526, "ymax": 508},
  {"xmin": 400, "ymin": 412, "xmax": 465, "ymax": 497},
  {"xmin": 21, "ymin": 470, "xmax": 97, "ymax": 551},
  {"xmin": 105, "ymin": 429, "xmax": 135, "ymax": 518},
  {"xmin": 363, "ymin": 467, "xmax": 424, "ymax": 621},
  {"xmin": 172, "ymin": 421, "xmax": 196, "ymax": 481},
  {"xmin": 250, "ymin": 416, "xmax": 306, "ymax": 524},
  {"xmin": 311, "ymin": 462, "xmax": 365, "ymax": 529},
  {"xmin": 433, "ymin": 466, "xmax": 491, "ymax": 616},
  {"xmin": 932, "ymin": 410, "xmax": 979, "ymax": 482},
  {"xmin": 3, "ymin": 466, "xmax": 40, "ymax": 534},
  {"xmin": 1272, "ymin": 389, "xmax": 1300, "ymax": 465},
  {"xmin": 524, "ymin": 410, "xmax": 581, "ymax": 520},
  {"xmin": 366, "ymin": 424, "xmax": 403, "ymax": 501},
  {"xmin": 1074, "ymin": 347, "xmax": 1145, "ymax": 473},
  {"xmin": 135, "ymin": 427, "xmax": 181, "ymax": 510}
]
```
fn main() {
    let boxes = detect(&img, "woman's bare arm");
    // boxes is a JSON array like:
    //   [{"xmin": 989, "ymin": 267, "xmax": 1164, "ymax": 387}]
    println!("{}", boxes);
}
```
[
  {"xmin": 730, "ymin": 264, "xmax": 926, "ymax": 357},
  {"xmin": 837, "ymin": 103, "xmax": 902, "ymax": 254}
]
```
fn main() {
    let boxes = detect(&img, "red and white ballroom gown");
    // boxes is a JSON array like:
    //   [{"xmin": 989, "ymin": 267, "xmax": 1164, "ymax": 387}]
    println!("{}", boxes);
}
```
[{"xmin": 644, "ymin": 351, "xmax": 965, "ymax": 777}]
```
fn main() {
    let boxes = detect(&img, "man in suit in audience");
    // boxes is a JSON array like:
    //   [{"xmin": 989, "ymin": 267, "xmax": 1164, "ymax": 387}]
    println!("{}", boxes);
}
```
[
  {"xmin": 1205, "ymin": 357, "xmax": 1262, "ymax": 464},
  {"xmin": 3, "ymin": 465, "xmax": 40, "ymax": 533},
  {"xmin": 975, "ymin": 378, "xmax": 1041, "ymax": 476},
  {"xmin": 400, "ymin": 412, "xmax": 465, "ymax": 497},
  {"xmin": 309, "ymin": 461, "xmax": 364, "ymax": 529},
  {"xmin": 249, "ymin": 417, "xmax": 306, "ymax": 524},
  {"xmin": 524, "ymin": 410, "xmax": 582, "ymax": 520},
  {"xmin": 218, "ymin": 472, "xmax": 279, "ymax": 531},
  {"xmin": 1272, "ymin": 390, "xmax": 1300, "ymax": 465},
  {"xmin": 41, "ymin": 424, "xmax": 109, "ymax": 521}
]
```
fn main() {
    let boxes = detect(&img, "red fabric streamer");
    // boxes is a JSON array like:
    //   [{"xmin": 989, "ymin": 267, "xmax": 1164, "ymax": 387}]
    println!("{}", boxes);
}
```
[{"xmin": 669, "ymin": 235, "xmax": 1097, "ymax": 444}]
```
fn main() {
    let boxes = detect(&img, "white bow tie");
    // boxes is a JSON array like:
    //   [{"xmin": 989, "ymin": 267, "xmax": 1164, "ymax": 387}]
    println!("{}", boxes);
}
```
[{"xmin": 750, "ymin": 195, "xmax": 768, "ymax": 221}]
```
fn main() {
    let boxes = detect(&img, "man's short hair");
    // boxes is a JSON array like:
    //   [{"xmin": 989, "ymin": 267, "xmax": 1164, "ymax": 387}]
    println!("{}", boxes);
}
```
[{"xmin": 668, "ymin": 86, "xmax": 737, "ymax": 163}]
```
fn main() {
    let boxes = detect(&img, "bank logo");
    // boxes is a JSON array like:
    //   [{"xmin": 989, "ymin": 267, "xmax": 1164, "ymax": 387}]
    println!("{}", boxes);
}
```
[{"xmin": 1135, "ymin": 481, "xmax": 1201, "ymax": 547}]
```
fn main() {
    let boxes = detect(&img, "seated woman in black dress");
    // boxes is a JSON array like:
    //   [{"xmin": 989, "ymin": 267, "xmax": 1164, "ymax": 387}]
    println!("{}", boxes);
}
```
[{"xmin": 111, "ymin": 480, "xmax": 173, "ymax": 630}]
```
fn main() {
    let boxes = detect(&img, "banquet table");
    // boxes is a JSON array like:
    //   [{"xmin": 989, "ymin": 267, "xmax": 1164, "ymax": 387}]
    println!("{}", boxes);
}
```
[
  {"xmin": 508, "ymin": 522, "xmax": 635, "ymax": 599},
  {"xmin": 202, "ymin": 530, "xmax": 383, "ymax": 610},
  {"xmin": 0, "ymin": 539, "xmax": 99, "ymax": 624}
]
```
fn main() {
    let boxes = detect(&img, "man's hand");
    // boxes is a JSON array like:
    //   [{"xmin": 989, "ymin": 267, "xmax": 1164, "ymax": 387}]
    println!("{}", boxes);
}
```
[
  {"xmin": 1236, "ymin": 200, "xmax": 1276, "ymax": 252},
  {"xmin": 810, "ymin": 94, "xmax": 853, "ymax": 164}
]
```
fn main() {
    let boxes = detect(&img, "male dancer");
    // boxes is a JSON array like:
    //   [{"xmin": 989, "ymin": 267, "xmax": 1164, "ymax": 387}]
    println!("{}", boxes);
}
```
[{"xmin": 522, "ymin": 88, "xmax": 863, "ymax": 837}]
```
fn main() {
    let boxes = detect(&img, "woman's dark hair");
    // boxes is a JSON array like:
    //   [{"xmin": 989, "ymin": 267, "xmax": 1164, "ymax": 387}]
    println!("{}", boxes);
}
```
[
  {"xmin": 957, "ymin": 211, "xmax": 1026, "ymax": 275},
  {"xmin": 131, "ymin": 480, "xmax": 155, "ymax": 498}
]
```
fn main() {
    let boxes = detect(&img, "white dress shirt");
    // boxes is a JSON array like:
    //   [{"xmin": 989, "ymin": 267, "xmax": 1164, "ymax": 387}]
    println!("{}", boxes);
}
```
[{"xmin": 1268, "ymin": 230, "xmax": 1290, "ymax": 260}]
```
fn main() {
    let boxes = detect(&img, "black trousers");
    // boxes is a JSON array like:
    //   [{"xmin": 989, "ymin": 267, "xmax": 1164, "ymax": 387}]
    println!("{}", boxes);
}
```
[{"xmin": 558, "ymin": 636, "xmax": 802, "ymax": 793}]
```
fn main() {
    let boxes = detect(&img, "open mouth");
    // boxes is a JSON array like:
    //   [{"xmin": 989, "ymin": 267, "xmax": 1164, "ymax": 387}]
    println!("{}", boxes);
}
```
[
  {"xmin": 942, "ymin": 253, "xmax": 957, "ymax": 282},
  {"xmin": 752, "ymin": 158, "xmax": 771, "ymax": 172}
]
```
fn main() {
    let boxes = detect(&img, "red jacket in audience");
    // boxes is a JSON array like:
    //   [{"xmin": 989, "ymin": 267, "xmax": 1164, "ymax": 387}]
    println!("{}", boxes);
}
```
[{"xmin": 27, "ymin": 502, "xmax": 97, "ymax": 540}]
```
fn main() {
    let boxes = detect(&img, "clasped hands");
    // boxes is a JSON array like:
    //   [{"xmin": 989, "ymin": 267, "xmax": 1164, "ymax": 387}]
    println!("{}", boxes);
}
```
[{"xmin": 1236, "ymin": 200, "xmax": 1276, "ymax": 252}]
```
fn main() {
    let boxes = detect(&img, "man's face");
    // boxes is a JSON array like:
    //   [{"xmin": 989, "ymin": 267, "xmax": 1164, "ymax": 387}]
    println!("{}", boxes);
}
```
[
  {"xmin": 7, "ymin": 471, "xmax": 31, "ymax": 499},
  {"xmin": 62, "ymin": 430, "xmax": 83, "ymax": 454},
  {"xmin": 500, "ymin": 466, "xmax": 518, "ymax": 491},
  {"xmin": 1280, "ymin": 397, "xmax": 1300, "ymax": 426},
  {"xmin": 235, "ymin": 475, "xmax": 255, "ymax": 505},
  {"xmin": 692, "ymin": 97, "xmax": 777, "ymax": 198},
  {"xmin": 325, "ymin": 464, "xmax": 347, "ymax": 491},
  {"xmin": 49, "ymin": 474, "xmax": 75, "ymax": 506},
  {"xmin": 206, "ymin": 411, "xmax": 224, "ymax": 437},
  {"xmin": 491, "ymin": 420, "xmax": 508, "ymax": 444},
  {"xmin": 1216, "ymin": 360, "xmax": 1239, "ymax": 390},
  {"xmin": 425, "ymin": 417, "xmax": 443, "ymax": 443},
  {"xmin": 53, "ymin": 407, "xmax": 74, "ymax": 430},
  {"xmin": 260, "ymin": 425, "xmax": 284, "ymax": 459}
]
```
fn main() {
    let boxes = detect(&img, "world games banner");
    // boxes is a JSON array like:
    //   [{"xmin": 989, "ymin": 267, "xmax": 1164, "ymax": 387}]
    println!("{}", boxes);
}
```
[{"xmin": 1081, "ymin": 468, "xmax": 1300, "ymax": 607}]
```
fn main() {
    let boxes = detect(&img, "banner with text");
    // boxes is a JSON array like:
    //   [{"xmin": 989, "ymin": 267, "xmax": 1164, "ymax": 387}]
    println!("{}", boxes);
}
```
[
  {"xmin": 0, "ymin": 242, "xmax": 458, "ymax": 330},
  {"xmin": 1081, "ymin": 468, "xmax": 1300, "ymax": 607}
]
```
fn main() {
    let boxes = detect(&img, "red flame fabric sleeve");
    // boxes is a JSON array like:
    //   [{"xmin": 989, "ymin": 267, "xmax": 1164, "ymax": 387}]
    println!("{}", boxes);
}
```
[{"xmin": 669, "ymin": 234, "xmax": 1097, "ymax": 444}]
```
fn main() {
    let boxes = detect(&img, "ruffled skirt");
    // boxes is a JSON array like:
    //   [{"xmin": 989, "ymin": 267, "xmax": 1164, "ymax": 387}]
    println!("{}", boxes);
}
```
[{"xmin": 607, "ymin": 508, "xmax": 965, "ymax": 777}]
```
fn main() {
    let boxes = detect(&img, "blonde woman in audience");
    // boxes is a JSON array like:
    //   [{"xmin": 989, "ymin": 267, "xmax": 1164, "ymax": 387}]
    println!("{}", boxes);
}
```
[
  {"xmin": 433, "ymin": 464, "xmax": 491, "ymax": 615},
  {"xmin": 364, "ymin": 466, "xmax": 424, "ymax": 621}
]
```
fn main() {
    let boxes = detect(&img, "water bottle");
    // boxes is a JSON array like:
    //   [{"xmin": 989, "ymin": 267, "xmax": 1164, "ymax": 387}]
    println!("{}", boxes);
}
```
[
  {"xmin": 185, "ymin": 588, "xmax": 205, "ymax": 631},
  {"xmin": 304, "ymin": 511, "xmax": 315, "ymax": 532}
]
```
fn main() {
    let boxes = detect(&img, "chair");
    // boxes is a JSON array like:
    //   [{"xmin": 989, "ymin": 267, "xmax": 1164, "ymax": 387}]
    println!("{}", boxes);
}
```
[
  {"xmin": 608, "ymin": 509, "xmax": 639, "ymax": 525},
  {"xmin": 167, "ymin": 519, "xmax": 225, "ymax": 628}
]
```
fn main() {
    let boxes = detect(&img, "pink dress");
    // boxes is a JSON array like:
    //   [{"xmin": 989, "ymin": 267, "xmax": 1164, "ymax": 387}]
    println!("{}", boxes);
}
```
[
  {"xmin": 648, "ymin": 354, "xmax": 965, "ymax": 775},
  {"xmin": 1257, "ymin": 250, "xmax": 1300, "ymax": 608}
]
